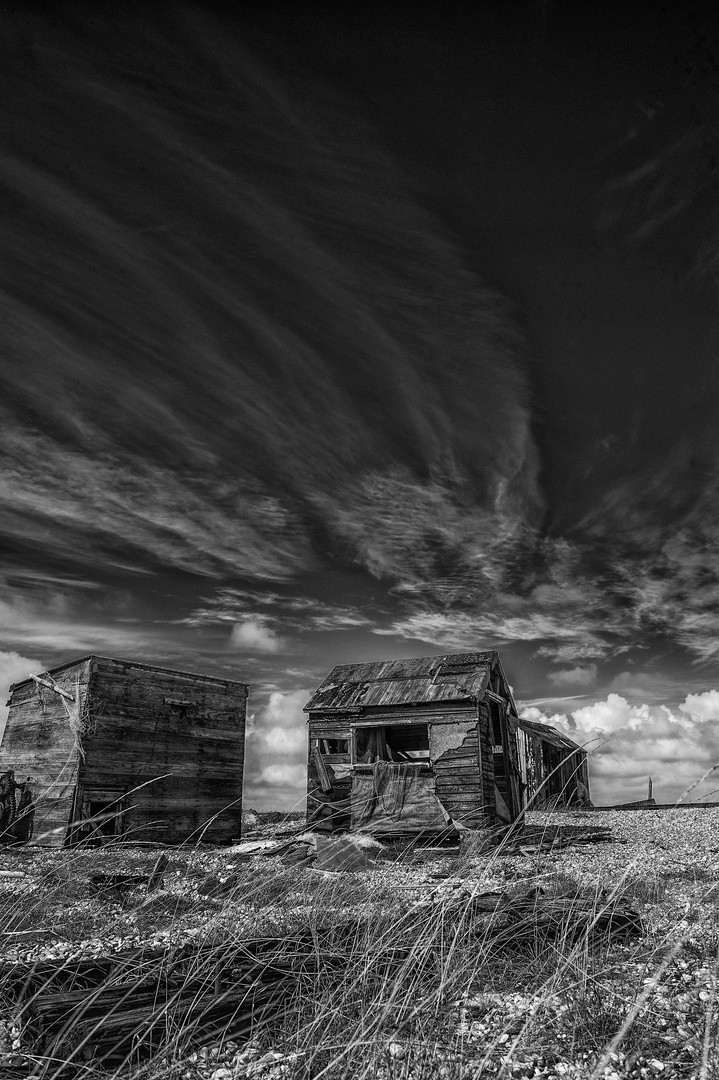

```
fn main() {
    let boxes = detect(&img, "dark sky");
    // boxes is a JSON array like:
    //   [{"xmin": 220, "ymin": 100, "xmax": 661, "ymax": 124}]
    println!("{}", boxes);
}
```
[{"xmin": 1, "ymin": 2, "xmax": 719, "ymax": 806}]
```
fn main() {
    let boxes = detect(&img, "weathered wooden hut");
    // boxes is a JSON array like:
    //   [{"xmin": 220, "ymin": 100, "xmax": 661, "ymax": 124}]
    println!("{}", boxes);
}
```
[
  {"xmin": 1, "ymin": 655, "xmax": 248, "ymax": 846},
  {"xmin": 303, "ymin": 651, "xmax": 524, "ymax": 836},
  {"xmin": 516, "ymin": 717, "xmax": 590, "ymax": 808}
]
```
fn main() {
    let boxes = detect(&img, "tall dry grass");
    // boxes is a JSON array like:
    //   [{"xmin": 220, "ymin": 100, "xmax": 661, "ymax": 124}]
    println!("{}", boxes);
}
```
[{"xmin": 0, "ymin": 773, "xmax": 718, "ymax": 1078}]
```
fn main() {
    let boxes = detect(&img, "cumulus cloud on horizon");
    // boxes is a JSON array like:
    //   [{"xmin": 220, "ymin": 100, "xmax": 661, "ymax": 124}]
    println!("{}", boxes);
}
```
[{"xmin": 243, "ymin": 689, "xmax": 309, "ymax": 811}]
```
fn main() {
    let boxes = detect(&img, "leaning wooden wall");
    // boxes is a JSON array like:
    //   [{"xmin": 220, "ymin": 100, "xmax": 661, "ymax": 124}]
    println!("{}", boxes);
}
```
[
  {"xmin": 517, "ymin": 729, "xmax": 542, "ymax": 805},
  {"xmin": 82, "ymin": 658, "xmax": 247, "ymax": 844},
  {"xmin": 518, "ymin": 727, "xmax": 589, "ymax": 807},
  {"xmin": 1, "ymin": 659, "xmax": 90, "ymax": 846}
]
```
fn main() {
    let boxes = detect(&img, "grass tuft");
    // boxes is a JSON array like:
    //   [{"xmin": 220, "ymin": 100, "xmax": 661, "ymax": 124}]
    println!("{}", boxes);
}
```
[{"xmin": 0, "ymin": 809, "xmax": 718, "ymax": 1078}]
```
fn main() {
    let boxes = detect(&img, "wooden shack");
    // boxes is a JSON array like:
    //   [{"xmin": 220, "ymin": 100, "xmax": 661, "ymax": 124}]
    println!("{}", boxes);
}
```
[
  {"xmin": 303, "ymin": 651, "xmax": 523, "ymax": 836},
  {"xmin": 1, "ymin": 655, "xmax": 248, "ymax": 846},
  {"xmin": 516, "ymin": 716, "xmax": 590, "ymax": 808}
]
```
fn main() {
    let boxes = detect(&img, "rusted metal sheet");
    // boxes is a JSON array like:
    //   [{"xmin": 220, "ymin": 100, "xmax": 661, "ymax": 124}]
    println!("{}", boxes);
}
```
[{"xmin": 304, "ymin": 653, "xmax": 494, "ymax": 711}]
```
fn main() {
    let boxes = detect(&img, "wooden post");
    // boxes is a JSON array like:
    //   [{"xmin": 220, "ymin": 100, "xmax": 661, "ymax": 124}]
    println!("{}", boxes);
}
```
[{"xmin": 312, "ymin": 746, "xmax": 332, "ymax": 792}]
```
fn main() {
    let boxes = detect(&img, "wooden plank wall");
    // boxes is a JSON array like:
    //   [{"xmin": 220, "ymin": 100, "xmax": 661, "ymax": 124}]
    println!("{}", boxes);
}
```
[
  {"xmin": 307, "ymin": 706, "xmax": 500, "ymax": 831},
  {"xmin": 432, "ymin": 712, "xmax": 489, "ymax": 827},
  {"xmin": 83, "ymin": 658, "xmax": 246, "ymax": 844},
  {"xmin": 1, "ymin": 660, "xmax": 90, "ymax": 846}
]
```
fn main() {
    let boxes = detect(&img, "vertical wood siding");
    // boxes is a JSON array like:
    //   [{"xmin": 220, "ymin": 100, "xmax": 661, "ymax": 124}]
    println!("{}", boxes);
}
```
[{"xmin": 432, "ymin": 714, "xmax": 487, "ymax": 827}]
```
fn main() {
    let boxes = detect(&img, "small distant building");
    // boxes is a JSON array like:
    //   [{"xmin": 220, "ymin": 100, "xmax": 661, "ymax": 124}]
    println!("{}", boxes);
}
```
[
  {"xmin": 303, "ymin": 651, "xmax": 524, "ymax": 836},
  {"xmin": 1, "ymin": 655, "xmax": 248, "ymax": 846},
  {"xmin": 516, "ymin": 716, "xmax": 591, "ymax": 809}
]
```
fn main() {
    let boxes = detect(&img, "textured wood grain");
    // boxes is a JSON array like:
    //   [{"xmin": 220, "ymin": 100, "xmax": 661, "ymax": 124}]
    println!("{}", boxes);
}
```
[
  {"xmin": 305, "ymin": 666, "xmax": 521, "ymax": 833},
  {"xmin": 0, "ymin": 659, "xmax": 90, "ymax": 845},
  {"xmin": 83, "ymin": 658, "xmax": 247, "ymax": 844},
  {"xmin": 1, "ymin": 656, "xmax": 247, "ymax": 846}
]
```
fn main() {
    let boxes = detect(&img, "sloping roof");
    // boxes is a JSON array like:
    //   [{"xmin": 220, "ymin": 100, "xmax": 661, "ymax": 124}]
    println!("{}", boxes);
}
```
[
  {"xmin": 8, "ymin": 655, "xmax": 249, "ymax": 693},
  {"xmin": 304, "ymin": 652, "xmax": 496, "ymax": 711},
  {"xmin": 517, "ymin": 716, "xmax": 585, "ymax": 754}
]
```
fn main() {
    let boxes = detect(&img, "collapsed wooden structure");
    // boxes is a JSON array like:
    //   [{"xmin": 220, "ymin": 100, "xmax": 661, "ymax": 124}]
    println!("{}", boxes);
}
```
[
  {"xmin": 304, "ymin": 651, "xmax": 589, "ymax": 836},
  {"xmin": 1, "ymin": 655, "xmax": 247, "ymax": 846},
  {"xmin": 517, "ymin": 715, "xmax": 591, "ymax": 809},
  {"xmin": 303, "ymin": 651, "xmax": 522, "ymax": 835}
]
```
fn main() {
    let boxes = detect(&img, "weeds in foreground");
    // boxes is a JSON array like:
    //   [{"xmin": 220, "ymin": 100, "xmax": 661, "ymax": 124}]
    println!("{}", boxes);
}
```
[{"xmin": 0, "ymin": 812, "xmax": 718, "ymax": 1079}]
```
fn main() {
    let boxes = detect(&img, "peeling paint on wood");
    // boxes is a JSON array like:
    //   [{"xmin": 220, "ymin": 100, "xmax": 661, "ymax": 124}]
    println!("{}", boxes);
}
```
[{"xmin": 429, "ymin": 720, "xmax": 477, "ymax": 760}]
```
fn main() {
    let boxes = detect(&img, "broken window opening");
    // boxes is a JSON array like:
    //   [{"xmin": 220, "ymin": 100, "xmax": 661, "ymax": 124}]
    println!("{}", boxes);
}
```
[
  {"xmin": 89, "ymin": 800, "xmax": 124, "ymax": 837},
  {"xmin": 354, "ymin": 724, "xmax": 430, "ymax": 764},
  {"xmin": 71, "ymin": 788, "xmax": 127, "ymax": 843},
  {"xmin": 319, "ymin": 738, "xmax": 349, "ymax": 755}
]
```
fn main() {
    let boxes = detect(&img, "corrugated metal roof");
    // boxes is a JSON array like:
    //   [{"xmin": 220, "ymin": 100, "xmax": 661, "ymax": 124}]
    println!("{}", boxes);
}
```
[
  {"xmin": 517, "ymin": 716, "xmax": 585, "ymax": 754},
  {"xmin": 304, "ymin": 652, "xmax": 496, "ymax": 711}
]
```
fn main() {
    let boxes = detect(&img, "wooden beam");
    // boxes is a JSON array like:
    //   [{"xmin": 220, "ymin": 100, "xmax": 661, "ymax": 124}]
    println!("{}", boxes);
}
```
[{"xmin": 30, "ymin": 675, "xmax": 74, "ymax": 703}]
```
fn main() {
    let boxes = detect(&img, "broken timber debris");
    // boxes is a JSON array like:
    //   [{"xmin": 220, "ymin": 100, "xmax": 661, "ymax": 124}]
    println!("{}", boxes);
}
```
[
  {"xmin": 1, "ymin": 881, "xmax": 642, "ymax": 1074},
  {"xmin": 90, "ymin": 852, "xmax": 169, "ymax": 896},
  {"xmin": 2, "ymin": 930, "xmax": 409, "ymax": 1072},
  {"xmin": 5, "ymin": 940, "xmax": 295, "ymax": 1072},
  {"xmin": 459, "ymin": 823, "xmax": 617, "ymax": 858},
  {"xmin": 415, "ymin": 885, "xmax": 643, "ymax": 944}
]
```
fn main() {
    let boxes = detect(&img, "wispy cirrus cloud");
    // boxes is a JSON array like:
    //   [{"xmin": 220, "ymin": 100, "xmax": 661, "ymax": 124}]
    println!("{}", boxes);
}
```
[
  {"xmin": 0, "ymin": 7, "xmax": 540, "ymax": 608},
  {"xmin": 184, "ymin": 588, "xmax": 374, "ymax": 641},
  {"xmin": 2, "ymin": 4, "xmax": 719, "ymax": 695},
  {"xmin": 0, "ymin": 582, "xmax": 182, "ymax": 664},
  {"xmin": 0, "ymin": 419, "xmax": 313, "ymax": 581},
  {"xmin": 371, "ymin": 549, "xmax": 628, "ymax": 657}
]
